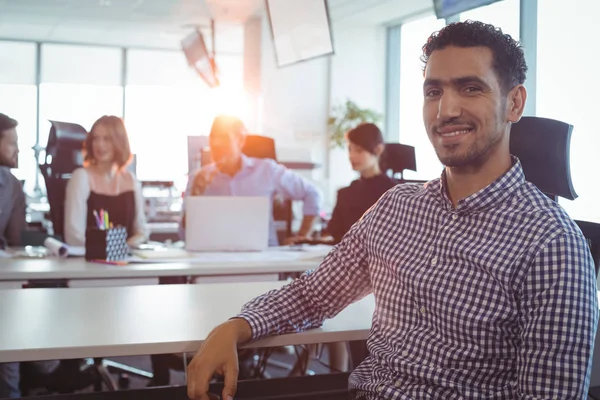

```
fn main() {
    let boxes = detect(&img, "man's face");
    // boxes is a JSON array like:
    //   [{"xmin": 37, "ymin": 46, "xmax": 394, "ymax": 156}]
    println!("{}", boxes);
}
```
[
  {"xmin": 0, "ymin": 128, "xmax": 19, "ymax": 168},
  {"xmin": 209, "ymin": 130, "xmax": 244, "ymax": 169},
  {"xmin": 422, "ymin": 46, "xmax": 511, "ymax": 169}
]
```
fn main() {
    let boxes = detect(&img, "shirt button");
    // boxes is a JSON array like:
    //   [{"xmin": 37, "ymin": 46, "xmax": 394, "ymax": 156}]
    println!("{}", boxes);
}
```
[
  {"xmin": 401, "ymin": 350, "xmax": 409, "ymax": 357},
  {"xmin": 395, "ymin": 381, "xmax": 402, "ymax": 388},
  {"xmin": 431, "ymin": 256, "xmax": 438, "ymax": 266},
  {"xmin": 420, "ymin": 306, "xmax": 427, "ymax": 315},
  {"xmin": 452, "ymin": 214, "xmax": 458, "ymax": 220},
  {"xmin": 377, "ymin": 384, "xmax": 384, "ymax": 393}
]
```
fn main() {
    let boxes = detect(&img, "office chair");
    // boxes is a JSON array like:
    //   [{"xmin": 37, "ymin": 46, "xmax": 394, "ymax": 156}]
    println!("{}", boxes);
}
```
[
  {"xmin": 242, "ymin": 134, "xmax": 294, "ymax": 239},
  {"xmin": 510, "ymin": 116, "xmax": 577, "ymax": 201},
  {"xmin": 39, "ymin": 121, "xmax": 88, "ymax": 238},
  {"xmin": 379, "ymin": 143, "xmax": 416, "ymax": 182}
]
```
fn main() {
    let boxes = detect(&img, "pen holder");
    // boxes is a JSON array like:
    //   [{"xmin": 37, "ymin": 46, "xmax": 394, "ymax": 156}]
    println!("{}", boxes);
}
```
[{"xmin": 85, "ymin": 226, "xmax": 129, "ymax": 261}]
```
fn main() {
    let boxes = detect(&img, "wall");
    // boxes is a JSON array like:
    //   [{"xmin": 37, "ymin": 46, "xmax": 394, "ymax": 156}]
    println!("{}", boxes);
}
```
[
  {"xmin": 326, "ymin": 22, "xmax": 387, "ymax": 208},
  {"xmin": 243, "ymin": 16, "xmax": 387, "ymax": 211},
  {"xmin": 256, "ymin": 15, "xmax": 331, "ymax": 197}
]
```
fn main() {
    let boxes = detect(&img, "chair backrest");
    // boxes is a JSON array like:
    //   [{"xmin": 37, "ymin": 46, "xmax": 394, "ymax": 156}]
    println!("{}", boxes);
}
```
[
  {"xmin": 40, "ymin": 121, "xmax": 88, "ymax": 237},
  {"xmin": 509, "ymin": 116, "xmax": 577, "ymax": 201},
  {"xmin": 379, "ymin": 143, "xmax": 417, "ymax": 181},
  {"xmin": 574, "ymin": 220, "xmax": 600, "ymax": 277},
  {"xmin": 511, "ymin": 116, "xmax": 599, "ymax": 276},
  {"xmin": 242, "ymin": 135, "xmax": 277, "ymax": 161}
]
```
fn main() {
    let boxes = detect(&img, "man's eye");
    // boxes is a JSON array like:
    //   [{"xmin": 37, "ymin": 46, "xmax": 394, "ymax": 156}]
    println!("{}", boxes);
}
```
[
  {"xmin": 465, "ymin": 86, "xmax": 482, "ymax": 93},
  {"xmin": 425, "ymin": 89, "xmax": 441, "ymax": 98}
]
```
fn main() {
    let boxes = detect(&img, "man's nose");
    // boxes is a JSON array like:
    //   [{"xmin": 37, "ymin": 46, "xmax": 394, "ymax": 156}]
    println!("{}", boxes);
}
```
[{"xmin": 437, "ymin": 91, "xmax": 462, "ymax": 120}]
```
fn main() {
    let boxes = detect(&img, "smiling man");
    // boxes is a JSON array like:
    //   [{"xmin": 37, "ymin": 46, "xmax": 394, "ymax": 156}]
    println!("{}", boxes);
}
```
[{"xmin": 185, "ymin": 21, "xmax": 598, "ymax": 400}]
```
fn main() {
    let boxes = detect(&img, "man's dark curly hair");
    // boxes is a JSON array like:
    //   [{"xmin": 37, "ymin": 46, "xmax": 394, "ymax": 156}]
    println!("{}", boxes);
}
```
[{"xmin": 421, "ymin": 20, "xmax": 527, "ymax": 94}]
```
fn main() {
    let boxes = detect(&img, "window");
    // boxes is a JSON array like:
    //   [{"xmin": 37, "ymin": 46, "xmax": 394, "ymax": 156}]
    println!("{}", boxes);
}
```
[
  {"xmin": 125, "ymin": 49, "xmax": 245, "ymax": 185},
  {"xmin": 38, "ymin": 83, "xmax": 124, "ymax": 143},
  {"xmin": 0, "ymin": 85, "xmax": 38, "ymax": 194},
  {"xmin": 0, "ymin": 41, "xmax": 38, "ymax": 194},
  {"xmin": 38, "ymin": 44, "xmax": 123, "ymax": 147},
  {"xmin": 398, "ymin": 16, "xmax": 445, "ymax": 180},
  {"xmin": 537, "ymin": 0, "xmax": 600, "ymax": 221},
  {"xmin": 460, "ymin": 0, "xmax": 520, "ymax": 40}
]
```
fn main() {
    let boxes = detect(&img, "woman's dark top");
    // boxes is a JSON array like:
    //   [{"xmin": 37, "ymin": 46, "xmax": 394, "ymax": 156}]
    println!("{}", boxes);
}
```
[
  {"xmin": 326, "ymin": 173, "xmax": 397, "ymax": 243},
  {"xmin": 86, "ymin": 190, "xmax": 136, "ymax": 238}
]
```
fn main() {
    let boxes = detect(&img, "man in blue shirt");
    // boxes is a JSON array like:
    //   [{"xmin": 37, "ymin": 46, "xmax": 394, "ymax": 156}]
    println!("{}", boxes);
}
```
[
  {"xmin": 186, "ymin": 21, "xmax": 598, "ymax": 400},
  {"xmin": 181, "ymin": 115, "xmax": 321, "ymax": 246}
]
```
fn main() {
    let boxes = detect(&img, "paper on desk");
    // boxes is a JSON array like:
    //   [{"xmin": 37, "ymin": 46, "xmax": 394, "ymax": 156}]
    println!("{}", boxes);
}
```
[
  {"xmin": 44, "ymin": 237, "xmax": 68, "ymax": 258},
  {"xmin": 131, "ymin": 248, "xmax": 191, "ymax": 260},
  {"xmin": 67, "ymin": 246, "xmax": 86, "ymax": 257},
  {"xmin": 43, "ymin": 238, "xmax": 85, "ymax": 258}
]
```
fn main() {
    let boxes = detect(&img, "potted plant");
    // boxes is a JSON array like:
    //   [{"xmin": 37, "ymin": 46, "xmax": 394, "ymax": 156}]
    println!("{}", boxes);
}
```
[{"xmin": 328, "ymin": 99, "xmax": 383, "ymax": 149}]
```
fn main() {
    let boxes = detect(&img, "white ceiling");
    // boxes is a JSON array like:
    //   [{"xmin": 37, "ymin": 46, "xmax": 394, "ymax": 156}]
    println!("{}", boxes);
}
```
[
  {"xmin": 0, "ymin": 0, "xmax": 432, "ymax": 50},
  {"xmin": 0, "ymin": 0, "xmax": 263, "ymax": 51}
]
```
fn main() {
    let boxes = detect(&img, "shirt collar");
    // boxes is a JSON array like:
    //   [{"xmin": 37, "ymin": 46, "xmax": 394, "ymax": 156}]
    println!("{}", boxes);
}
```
[
  {"xmin": 240, "ymin": 154, "xmax": 256, "ymax": 169},
  {"xmin": 211, "ymin": 154, "xmax": 257, "ymax": 178},
  {"xmin": 427, "ymin": 156, "xmax": 525, "ymax": 214}
]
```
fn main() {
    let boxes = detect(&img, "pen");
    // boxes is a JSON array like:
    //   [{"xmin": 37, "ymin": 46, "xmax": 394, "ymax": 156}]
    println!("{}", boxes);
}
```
[
  {"xmin": 104, "ymin": 211, "xmax": 109, "ymax": 230},
  {"xmin": 93, "ymin": 210, "xmax": 102, "ymax": 229},
  {"xmin": 99, "ymin": 209, "xmax": 105, "ymax": 230}
]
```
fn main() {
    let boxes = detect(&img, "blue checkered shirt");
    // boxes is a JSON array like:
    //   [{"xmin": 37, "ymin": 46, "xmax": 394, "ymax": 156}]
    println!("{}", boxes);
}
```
[{"xmin": 238, "ymin": 159, "xmax": 598, "ymax": 399}]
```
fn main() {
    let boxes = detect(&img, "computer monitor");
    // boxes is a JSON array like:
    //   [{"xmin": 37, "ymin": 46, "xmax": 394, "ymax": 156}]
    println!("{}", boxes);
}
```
[
  {"xmin": 265, "ymin": 0, "xmax": 334, "ymax": 67},
  {"xmin": 434, "ymin": 0, "xmax": 503, "ymax": 19}
]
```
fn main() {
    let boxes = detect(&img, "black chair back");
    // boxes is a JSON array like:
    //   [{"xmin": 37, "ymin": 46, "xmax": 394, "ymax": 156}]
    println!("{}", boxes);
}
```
[
  {"xmin": 242, "ymin": 135, "xmax": 277, "ymax": 160},
  {"xmin": 40, "ymin": 121, "xmax": 87, "ymax": 238},
  {"xmin": 379, "ymin": 143, "xmax": 417, "ymax": 181},
  {"xmin": 574, "ymin": 220, "xmax": 600, "ymax": 277},
  {"xmin": 509, "ymin": 116, "xmax": 577, "ymax": 200}
]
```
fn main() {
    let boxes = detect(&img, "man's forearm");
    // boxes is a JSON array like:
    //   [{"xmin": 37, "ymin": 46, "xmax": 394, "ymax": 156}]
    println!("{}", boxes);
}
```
[{"xmin": 297, "ymin": 215, "xmax": 317, "ymax": 237}]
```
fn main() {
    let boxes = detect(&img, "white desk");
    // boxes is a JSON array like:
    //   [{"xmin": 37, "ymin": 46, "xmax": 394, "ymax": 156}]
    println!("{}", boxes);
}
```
[
  {"xmin": 0, "ymin": 249, "xmax": 326, "ymax": 286},
  {"xmin": 0, "ymin": 281, "xmax": 374, "ymax": 363}
]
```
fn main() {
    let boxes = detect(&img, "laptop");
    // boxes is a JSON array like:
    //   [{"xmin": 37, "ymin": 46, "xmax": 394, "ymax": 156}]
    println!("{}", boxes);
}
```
[{"xmin": 185, "ymin": 196, "xmax": 270, "ymax": 252}]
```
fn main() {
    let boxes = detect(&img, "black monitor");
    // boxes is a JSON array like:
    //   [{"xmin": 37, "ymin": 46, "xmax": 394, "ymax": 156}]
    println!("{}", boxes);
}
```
[
  {"xmin": 265, "ymin": 0, "xmax": 334, "ymax": 67},
  {"xmin": 434, "ymin": 0, "xmax": 503, "ymax": 19}
]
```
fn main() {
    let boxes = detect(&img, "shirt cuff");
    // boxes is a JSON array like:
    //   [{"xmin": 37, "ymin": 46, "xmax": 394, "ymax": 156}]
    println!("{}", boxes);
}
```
[{"xmin": 232, "ymin": 309, "xmax": 271, "ymax": 341}]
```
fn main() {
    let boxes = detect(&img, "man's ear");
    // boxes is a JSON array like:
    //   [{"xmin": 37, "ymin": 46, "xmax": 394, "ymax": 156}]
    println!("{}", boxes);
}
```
[{"xmin": 506, "ymin": 84, "xmax": 527, "ymax": 123}]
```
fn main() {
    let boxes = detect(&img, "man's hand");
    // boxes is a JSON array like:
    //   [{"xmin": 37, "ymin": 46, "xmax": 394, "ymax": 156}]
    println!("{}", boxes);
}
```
[
  {"xmin": 187, "ymin": 319, "xmax": 252, "ymax": 400},
  {"xmin": 282, "ymin": 235, "xmax": 309, "ymax": 245},
  {"xmin": 191, "ymin": 168, "xmax": 217, "ymax": 196}
]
